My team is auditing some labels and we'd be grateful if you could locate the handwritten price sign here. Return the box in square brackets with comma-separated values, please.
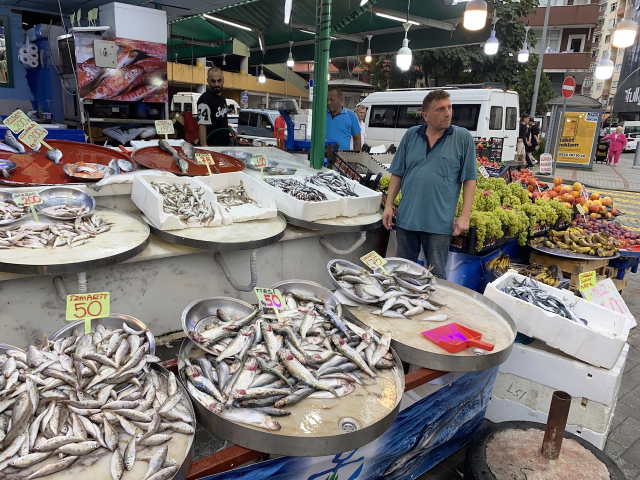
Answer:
[13, 191, 43, 222]
[18, 123, 48, 150]
[578, 270, 597, 291]
[361, 251, 388, 274]
[155, 120, 174, 136]
[195, 153, 215, 175]
[254, 287, 286, 322]
[3, 110, 32, 134]
[66, 292, 110, 334]
[479, 165, 490, 179]
[253, 154, 268, 168]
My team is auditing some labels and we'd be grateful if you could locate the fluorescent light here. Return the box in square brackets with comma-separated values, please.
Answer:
[463, 0, 487, 31]
[258, 35, 264, 52]
[203, 14, 253, 32]
[284, 0, 292, 24]
[484, 27, 499, 55]
[375, 12, 420, 25]
[360, 0, 368, 5]
[300, 29, 314, 35]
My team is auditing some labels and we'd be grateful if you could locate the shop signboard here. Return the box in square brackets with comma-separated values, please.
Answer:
[552, 108, 601, 169]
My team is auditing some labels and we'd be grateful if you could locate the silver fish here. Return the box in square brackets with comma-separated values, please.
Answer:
[180, 141, 195, 161]
[4, 130, 25, 154]
[45, 148, 63, 164]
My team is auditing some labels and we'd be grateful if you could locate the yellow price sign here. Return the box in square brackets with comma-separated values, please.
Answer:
[155, 120, 174, 136]
[12, 191, 43, 222]
[361, 250, 388, 274]
[576, 204, 585, 215]
[18, 122, 52, 150]
[195, 152, 215, 175]
[3, 110, 32, 134]
[254, 287, 285, 322]
[66, 292, 110, 334]
[253, 154, 268, 181]
[578, 270, 597, 291]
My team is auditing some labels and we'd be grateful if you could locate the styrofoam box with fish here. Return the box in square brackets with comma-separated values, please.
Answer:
[199, 172, 278, 223]
[485, 272, 628, 369]
[305, 171, 382, 217]
[262, 176, 342, 222]
[132, 174, 223, 231]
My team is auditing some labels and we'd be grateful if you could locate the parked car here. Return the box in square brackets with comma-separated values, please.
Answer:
[236, 109, 280, 138]
[624, 134, 638, 152]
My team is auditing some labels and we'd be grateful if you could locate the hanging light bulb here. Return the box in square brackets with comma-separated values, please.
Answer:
[464, 0, 487, 31]
[365, 35, 373, 63]
[595, 50, 614, 80]
[518, 39, 529, 63]
[222, 53, 226, 66]
[396, 22, 412, 71]
[484, 26, 499, 55]
[258, 65, 266, 83]
[287, 41, 295, 68]
[613, 15, 638, 48]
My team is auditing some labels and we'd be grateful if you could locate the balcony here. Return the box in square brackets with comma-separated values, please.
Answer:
[525, 3, 599, 27]
[594, 25, 603, 33]
[542, 52, 592, 71]
[583, 86, 592, 94]
[618, 6, 626, 16]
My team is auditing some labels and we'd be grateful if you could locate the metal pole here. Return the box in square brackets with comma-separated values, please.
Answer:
[530, 0, 552, 118]
[541, 391, 572, 460]
[309, 0, 332, 169]
[633, 144, 640, 169]
[551, 98, 566, 175]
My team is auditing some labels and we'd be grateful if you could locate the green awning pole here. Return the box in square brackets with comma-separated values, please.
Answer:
[310, 0, 332, 170]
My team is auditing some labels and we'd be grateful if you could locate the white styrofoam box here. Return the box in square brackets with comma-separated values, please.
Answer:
[500, 341, 628, 406]
[262, 176, 342, 222]
[303, 172, 382, 217]
[198, 172, 278, 224]
[491, 372, 617, 433]
[485, 396, 614, 450]
[485, 272, 628, 369]
[131, 175, 222, 231]
[99, 2, 167, 45]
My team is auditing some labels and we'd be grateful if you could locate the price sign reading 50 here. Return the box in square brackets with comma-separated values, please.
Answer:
[254, 287, 285, 310]
[66, 292, 110, 334]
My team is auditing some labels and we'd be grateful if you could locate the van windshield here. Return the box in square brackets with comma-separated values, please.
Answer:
[367, 103, 480, 131]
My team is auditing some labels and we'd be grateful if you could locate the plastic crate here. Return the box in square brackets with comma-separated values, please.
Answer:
[554, 218, 570, 231]
[485, 165, 511, 183]
[330, 154, 368, 183]
[608, 256, 640, 280]
[450, 226, 504, 255]
[531, 222, 553, 237]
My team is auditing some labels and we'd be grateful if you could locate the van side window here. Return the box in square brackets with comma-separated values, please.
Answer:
[451, 104, 481, 131]
[174, 103, 182, 112]
[505, 107, 517, 130]
[397, 106, 424, 128]
[489, 106, 502, 130]
[259, 115, 271, 129]
[250, 113, 260, 127]
[184, 103, 192, 113]
[239, 111, 250, 125]
[368, 106, 397, 128]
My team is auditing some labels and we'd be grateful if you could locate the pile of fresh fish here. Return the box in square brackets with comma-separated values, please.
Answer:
[40, 204, 91, 219]
[0, 201, 27, 224]
[330, 261, 445, 320]
[158, 140, 189, 174]
[0, 214, 112, 249]
[265, 179, 328, 202]
[213, 181, 258, 208]
[306, 172, 358, 197]
[0, 322, 194, 480]
[107, 159, 134, 176]
[503, 278, 587, 325]
[150, 182, 216, 227]
[2, 131, 25, 155]
[184, 291, 395, 431]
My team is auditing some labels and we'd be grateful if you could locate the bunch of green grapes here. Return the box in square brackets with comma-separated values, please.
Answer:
[494, 207, 525, 239]
[469, 211, 503, 248]
[394, 191, 402, 207]
[379, 175, 390, 191]
[533, 198, 559, 225]
[487, 177, 509, 201]
[507, 182, 531, 205]
[501, 195, 522, 208]
[547, 198, 572, 223]
[473, 189, 501, 212]
[514, 208, 531, 246]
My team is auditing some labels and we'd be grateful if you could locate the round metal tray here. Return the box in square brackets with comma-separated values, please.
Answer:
[178, 337, 404, 457]
[0, 190, 28, 225]
[283, 212, 382, 232]
[49, 313, 156, 355]
[269, 279, 342, 317]
[530, 243, 620, 260]
[35, 186, 97, 220]
[143, 213, 287, 251]
[328, 258, 378, 305]
[181, 296, 257, 356]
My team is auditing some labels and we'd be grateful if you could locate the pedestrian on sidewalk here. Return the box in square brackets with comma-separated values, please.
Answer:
[526, 119, 540, 165]
[602, 126, 627, 166]
[517, 113, 532, 167]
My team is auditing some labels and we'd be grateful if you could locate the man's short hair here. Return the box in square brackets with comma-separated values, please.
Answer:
[521, 113, 530, 120]
[208, 66, 223, 77]
[328, 86, 343, 98]
[422, 90, 450, 112]
[355, 105, 366, 111]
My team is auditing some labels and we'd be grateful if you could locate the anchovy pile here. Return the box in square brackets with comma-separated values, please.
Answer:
[0, 215, 112, 249]
[331, 261, 443, 320]
[40, 205, 91, 219]
[184, 291, 395, 431]
[503, 278, 587, 325]
[151, 182, 216, 227]
[0, 200, 27, 224]
[306, 172, 358, 197]
[213, 181, 258, 208]
[0, 322, 194, 480]
[265, 179, 328, 202]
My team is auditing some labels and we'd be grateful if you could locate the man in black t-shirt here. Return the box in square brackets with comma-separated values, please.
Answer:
[526, 119, 540, 165]
[517, 113, 531, 167]
[197, 67, 234, 147]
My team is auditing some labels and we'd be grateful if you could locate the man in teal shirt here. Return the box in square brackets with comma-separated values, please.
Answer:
[326, 86, 361, 151]
[382, 89, 477, 278]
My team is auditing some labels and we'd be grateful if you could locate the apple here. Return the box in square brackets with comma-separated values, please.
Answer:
[612, 207, 619, 215]
[532, 191, 542, 200]
[589, 204, 600, 213]
[573, 182, 583, 192]
[599, 206, 607, 214]
[602, 196, 612, 206]
[590, 192, 600, 201]
[554, 177, 563, 186]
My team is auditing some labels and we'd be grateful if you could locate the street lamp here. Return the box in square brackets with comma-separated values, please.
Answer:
[365, 35, 373, 63]
[287, 41, 294, 68]
[464, 0, 487, 31]
[484, 25, 499, 55]
[518, 42, 529, 62]
[396, 22, 412, 71]
[613, 18, 638, 49]
[595, 50, 614, 80]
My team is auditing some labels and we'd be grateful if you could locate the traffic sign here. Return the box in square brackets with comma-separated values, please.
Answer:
[562, 76, 576, 99]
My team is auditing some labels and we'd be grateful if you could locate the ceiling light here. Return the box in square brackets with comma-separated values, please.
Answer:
[365, 35, 373, 63]
[463, 0, 487, 31]
[284, 0, 292, 24]
[375, 12, 419, 25]
[360, 0, 368, 5]
[595, 50, 614, 79]
[258, 65, 266, 83]
[287, 41, 295, 68]
[396, 22, 412, 71]
[518, 41, 529, 63]
[613, 17, 638, 48]
[203, 14, 253, 32]
[484, 26, 499, 55]
[222, 53, 226, 66]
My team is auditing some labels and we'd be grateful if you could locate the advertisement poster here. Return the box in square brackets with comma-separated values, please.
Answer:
[203, 368, 498, 480]
[555, 110, 600, 166]
[75, 34, 167, 102]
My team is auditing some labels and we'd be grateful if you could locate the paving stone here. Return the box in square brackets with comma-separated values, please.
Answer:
[605, 439, 627, 460]
[608, 429, 639, 449]
[611, 413, 628, 430]
[615, 457, 640, 479]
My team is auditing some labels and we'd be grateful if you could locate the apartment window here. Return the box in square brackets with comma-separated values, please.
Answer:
[589, 63, 597, 72]
[585, 78, 594, 87]
[612, 81, 619, 88]
[608, 19, 616, 27]
[605, 35, 611, 43]
[568, 34, 586, 52]
[611, 2, 618, 11]
[597, 83, 603, 91]
[535, 29, 560, 54]
[616, 64, 622, 72]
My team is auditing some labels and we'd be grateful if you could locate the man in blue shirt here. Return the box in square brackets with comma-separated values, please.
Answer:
[326, 86, 361, 151]
[382, 89, 477, 279]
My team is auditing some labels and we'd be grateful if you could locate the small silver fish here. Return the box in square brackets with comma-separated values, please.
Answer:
[4, 130, 25, 154]
[45, 148, 63, 164]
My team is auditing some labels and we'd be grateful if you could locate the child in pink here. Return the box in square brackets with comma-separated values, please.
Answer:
[603, 126, 627, 166]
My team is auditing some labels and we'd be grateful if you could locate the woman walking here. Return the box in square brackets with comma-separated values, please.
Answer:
[603, 126, 627, 166]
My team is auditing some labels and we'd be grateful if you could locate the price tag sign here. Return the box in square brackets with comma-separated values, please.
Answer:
[582, 278, 633, 320]
[479, 165, 490, 179]
[361, 250, 388, 274]
[195, 152, 215, 175]
[578, 270, 597, 291]
[576, 204, 585, 214]
[66, 292, 110, 334]
[12, 191, 43, 222]
[155, 120, 174, 138]
[3, 110, 32, 134]
[254, 287, 285, 322]
[18, 122, 52, 151]
[253, 154, 268, 180]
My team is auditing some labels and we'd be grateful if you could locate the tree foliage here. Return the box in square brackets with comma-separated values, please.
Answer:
[511, 55, 556, 117]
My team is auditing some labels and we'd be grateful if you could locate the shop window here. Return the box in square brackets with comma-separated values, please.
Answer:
[489, 106, 503, 130]
[505, 107, 518, 130]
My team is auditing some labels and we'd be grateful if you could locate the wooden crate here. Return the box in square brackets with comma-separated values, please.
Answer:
[529, 251, 609, 274]
[613, 276, 629, 295]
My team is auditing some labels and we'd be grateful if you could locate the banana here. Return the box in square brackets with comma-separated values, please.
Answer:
[572, 245, 592, 254]
[556, 241, 571, 249]
[545, 241, 556, 248]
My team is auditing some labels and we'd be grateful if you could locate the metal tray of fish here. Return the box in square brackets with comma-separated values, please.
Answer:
[182, 297, 257, 356]
[177, 335, 404, 457]
[530, 243, 620, 260]
[269, 279, 343, 317]
[63, 162, 115, 182]
[327, 258, 384, 305]
[34, 186, 97, 220]
[219, 150, 254, 162]
[0, 190, 28, 225]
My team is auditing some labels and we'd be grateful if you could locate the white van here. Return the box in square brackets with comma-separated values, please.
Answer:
[359, 88, 520, 163]
[171, 92, 240, 124]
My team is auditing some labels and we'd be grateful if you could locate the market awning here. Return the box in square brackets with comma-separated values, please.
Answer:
[168, 0, 492, 66]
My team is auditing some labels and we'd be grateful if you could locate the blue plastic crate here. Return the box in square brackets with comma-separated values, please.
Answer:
[608, 256, 640, 280]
